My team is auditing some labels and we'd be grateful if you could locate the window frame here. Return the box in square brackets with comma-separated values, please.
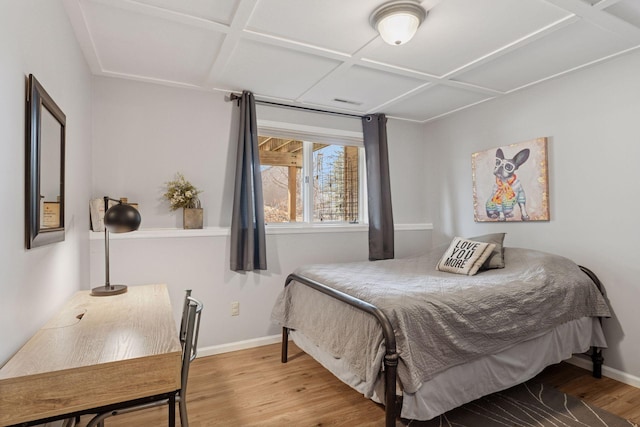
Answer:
[258, 120, 367, 227]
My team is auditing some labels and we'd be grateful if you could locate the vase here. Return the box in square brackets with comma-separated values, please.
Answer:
[183, 208, 203, 229]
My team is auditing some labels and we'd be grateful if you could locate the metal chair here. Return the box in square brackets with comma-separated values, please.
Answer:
[86, 290, 203, 427]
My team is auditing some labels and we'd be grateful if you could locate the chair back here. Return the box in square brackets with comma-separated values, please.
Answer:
[180, 289, 192, 342]
[179, 290, 203, 396]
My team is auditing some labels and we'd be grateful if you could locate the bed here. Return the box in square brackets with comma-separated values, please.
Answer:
[271, 245, 611, 426]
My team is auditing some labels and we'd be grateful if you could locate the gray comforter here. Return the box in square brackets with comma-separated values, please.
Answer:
[271, 248, 610, 395]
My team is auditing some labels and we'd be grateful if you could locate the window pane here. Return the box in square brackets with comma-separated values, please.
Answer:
[313, 143, 359, 223]
[259, 136, 302, 223]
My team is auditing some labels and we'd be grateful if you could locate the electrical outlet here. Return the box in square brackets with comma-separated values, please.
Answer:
[231, 301, 240, 316]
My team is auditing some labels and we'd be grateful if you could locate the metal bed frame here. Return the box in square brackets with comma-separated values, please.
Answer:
[280, 266, 606, 427]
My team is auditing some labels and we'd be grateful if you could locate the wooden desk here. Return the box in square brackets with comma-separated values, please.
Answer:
[0, 284, 182, 426]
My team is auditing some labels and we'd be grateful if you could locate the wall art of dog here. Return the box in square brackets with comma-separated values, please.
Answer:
[486, 147, 530, 221]
[472, 138, 549, 222]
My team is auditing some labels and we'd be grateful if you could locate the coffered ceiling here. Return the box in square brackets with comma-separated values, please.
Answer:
[63, 0, 640, 122]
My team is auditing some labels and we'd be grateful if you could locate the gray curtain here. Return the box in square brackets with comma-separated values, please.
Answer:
[230, 91, 267, 271]
[362, 113, 394, 260]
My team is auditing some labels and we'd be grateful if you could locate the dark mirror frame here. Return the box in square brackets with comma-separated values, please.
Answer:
[26, 74, 66, 249]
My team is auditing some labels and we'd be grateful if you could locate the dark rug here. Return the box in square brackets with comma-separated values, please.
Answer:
[405, 382, 638, 426]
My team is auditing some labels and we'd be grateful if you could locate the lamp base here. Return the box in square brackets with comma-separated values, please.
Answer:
[91, 284, 128, 296]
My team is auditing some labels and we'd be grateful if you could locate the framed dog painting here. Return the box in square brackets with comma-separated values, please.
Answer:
[472, 137, 549, 222]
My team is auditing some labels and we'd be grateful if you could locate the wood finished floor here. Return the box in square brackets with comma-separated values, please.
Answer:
[84, 343, 640, 426]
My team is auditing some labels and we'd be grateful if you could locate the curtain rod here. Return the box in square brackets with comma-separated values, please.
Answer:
[228, 93, 366, 120]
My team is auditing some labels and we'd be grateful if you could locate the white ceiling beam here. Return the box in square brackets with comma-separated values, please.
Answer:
[62, 0, 103, 74]
[359, 58, 502, 96]
[365, 77, 502, 117]
[358, 58, 439, 82]
[294, 36, 381, 102]
[440, 15, 579, 80]
[365, 83, 432, 115]
[421, 97, 496, 123]
[203, 0, 261, 88]
[100, 69, 205, 91]
[592, 0, 624, 10]
[240, 29, 352, 62]
[90, 0, 229, 33]
[505, 43, 640, 94]
[546, 0, 640, 42]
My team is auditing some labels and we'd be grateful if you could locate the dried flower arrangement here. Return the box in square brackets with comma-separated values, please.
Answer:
[163, 173, 202, 211]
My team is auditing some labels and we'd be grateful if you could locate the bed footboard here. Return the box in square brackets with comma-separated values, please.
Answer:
[281, 273, 399, 427]
[579, 265, 606, 379]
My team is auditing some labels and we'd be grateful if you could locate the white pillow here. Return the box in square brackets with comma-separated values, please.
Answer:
[436, 237, 496, 276]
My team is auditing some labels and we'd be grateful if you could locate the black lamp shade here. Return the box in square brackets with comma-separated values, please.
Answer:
[104, 204, 141, 233]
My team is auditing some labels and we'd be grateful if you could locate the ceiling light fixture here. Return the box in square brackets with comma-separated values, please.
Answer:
[370, 1, 427, 46]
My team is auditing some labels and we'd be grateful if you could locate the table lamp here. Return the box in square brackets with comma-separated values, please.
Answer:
[91, 196, 141, 296]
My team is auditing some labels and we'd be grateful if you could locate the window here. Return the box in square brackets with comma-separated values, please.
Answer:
[312, 143, 360, 222]
[259, 130, 366, 225]
[260, 139, 303, 223]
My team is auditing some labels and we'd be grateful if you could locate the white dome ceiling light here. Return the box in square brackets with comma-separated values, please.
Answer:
[370, 1, 427, 46]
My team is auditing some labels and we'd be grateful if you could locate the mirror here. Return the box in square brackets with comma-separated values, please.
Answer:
[26, 74, 66, 248]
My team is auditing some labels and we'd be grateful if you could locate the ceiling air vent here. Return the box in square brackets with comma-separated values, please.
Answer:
[333, 98, 362, 106]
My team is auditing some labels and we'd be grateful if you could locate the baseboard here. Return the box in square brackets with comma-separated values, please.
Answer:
[567, 355, 640, 389]
[197, 334, 283, 358]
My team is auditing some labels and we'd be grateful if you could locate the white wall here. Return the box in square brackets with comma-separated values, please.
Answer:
[0, 1, 92, 364]
[423, 50, 640, 378]
[91, 77, 431, 348]
[92, 77, 430, 229]
[89, 229, 429, 347]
